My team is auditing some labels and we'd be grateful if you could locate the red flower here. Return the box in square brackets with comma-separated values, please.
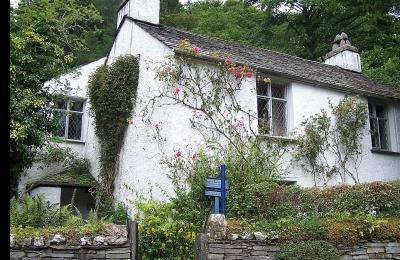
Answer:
[155, 122, 161, 129]
[192, 153, 197, 160]
[246, 71, 253, 78]
[225, 58, 233, 65]
[176, 151, 182, 157]
[235, 71, 242, 78]
[175, 87, 181, 94]
[237, 66, 244, 72]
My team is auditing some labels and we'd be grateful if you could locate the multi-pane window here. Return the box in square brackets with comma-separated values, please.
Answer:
[368, 103, 389, 150]
[54, 98, 85, 141]
[257, 79, 287, 136]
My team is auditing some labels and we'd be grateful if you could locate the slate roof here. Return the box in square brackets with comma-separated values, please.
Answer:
[120, 17, 400, 100]
[26, 168, 98, 192]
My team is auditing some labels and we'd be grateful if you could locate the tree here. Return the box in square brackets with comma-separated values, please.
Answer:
[10, 0, 102, 197]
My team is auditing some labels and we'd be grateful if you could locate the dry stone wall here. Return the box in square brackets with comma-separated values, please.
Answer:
[10, 221, 139, 260]
[197, 236, 400, 260]
[10, 245, 132, 260]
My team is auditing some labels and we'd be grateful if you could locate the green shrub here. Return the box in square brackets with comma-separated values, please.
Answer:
[136, 200, 197, 260]
[277, 240, 340, 260]
[111, 202, 130, 224]
[10, 195, 118, 229]
[244, 181, 400, 219]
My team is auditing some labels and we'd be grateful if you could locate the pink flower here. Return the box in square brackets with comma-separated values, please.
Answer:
[237, 66, 244, 72]
[235, 71, 242, 78]
[155, 122, 161, 129]
[304, 127, 309, 134]
[225, 58, 233, 65]
[175, 87, 181, 94]
[176, 151, 182, 158]
[192, 153, 197, 160]
[193, 45, 201, 54]
[227, 67, 236, 73]
[127, 119, 134, 125]
[246, 71, 253, 78]
[233, 119, 244, 130]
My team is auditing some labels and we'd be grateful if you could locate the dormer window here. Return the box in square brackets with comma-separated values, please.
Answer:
[368, 103, 389, 150]
[257, 79, 287, 136]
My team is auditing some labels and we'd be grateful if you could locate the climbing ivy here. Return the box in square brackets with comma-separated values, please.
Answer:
[88, 55, 139, 215]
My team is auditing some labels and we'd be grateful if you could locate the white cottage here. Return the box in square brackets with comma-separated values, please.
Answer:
[19, 0, 400, 209]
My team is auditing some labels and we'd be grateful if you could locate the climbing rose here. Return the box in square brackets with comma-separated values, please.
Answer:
[246, 71, 253, 78]
[235, 71, 242, 78]
[233, 120, 244, 129]
[237, 66, 244, 72]
[175, 87, 181, 94]
[193, 46, 201, 54]
[227, 67, 236, 73]
[176, 151, 182, 157]
[225, 58, 233, 65]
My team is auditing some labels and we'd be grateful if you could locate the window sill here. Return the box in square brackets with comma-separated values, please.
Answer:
[370, 148, 400, 156]
[63, 139, 86, 144]
[259, 135, 298, 144]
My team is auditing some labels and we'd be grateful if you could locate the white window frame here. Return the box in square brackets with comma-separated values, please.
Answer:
[257, 80, 288, 137]
[54, 97, 86, 142]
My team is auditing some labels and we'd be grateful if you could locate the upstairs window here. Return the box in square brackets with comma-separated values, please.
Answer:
[257, 79, 287, 136]
[54, 97, 85, 141]
[368, 103, 389, 150]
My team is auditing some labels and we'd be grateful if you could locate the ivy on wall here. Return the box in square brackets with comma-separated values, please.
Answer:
[88, 55, 139, 215]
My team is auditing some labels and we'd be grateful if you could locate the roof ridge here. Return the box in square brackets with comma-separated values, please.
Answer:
[150, 22, 347, 71]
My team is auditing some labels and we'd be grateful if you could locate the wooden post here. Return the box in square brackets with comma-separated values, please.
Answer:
[195, 233, 208, 260]
[128, 220, 139, 260]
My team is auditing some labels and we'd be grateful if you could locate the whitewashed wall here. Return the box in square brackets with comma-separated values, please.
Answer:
[29, 186, 61, 207]
[22, 18, 400, 210]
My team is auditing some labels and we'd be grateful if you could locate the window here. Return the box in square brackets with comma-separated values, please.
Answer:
[54, 97, 85, 141]
[368, 103, 389, 150]
[257, 79, 287, 136]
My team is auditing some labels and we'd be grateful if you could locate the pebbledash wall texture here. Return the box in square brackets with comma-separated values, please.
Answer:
[196, 237, 400, 260]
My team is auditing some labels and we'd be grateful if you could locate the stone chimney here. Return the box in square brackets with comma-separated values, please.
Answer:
[324, 32, 361, 73]
[117, 0, 160, 27]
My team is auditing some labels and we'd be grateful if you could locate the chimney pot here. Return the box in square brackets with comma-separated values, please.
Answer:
[324, 32, 361, 72]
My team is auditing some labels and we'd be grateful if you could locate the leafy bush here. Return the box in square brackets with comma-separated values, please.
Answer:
[277, 240, 340, 260]
[10, 195, 115, 229]
[111, 202, 130, 224]
[136, 200, 197, 260]
[246, 181, 400, 219]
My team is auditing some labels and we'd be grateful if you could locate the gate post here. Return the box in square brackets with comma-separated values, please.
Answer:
[128, 220, 139, 260]
[195, 233, 209, 260]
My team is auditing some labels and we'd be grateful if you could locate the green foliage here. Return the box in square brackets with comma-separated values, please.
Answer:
[277, 240, 340, 260]
[111, 202, 130, 225]
[136, 199, 197, 259]
[88, 55, 139, 213]
[10, 0, 102, 197]
[362, 46, 400, 89]
[246, 181, 400, 220]
[10, 194, 114, 232]
[294, 96, 368, 185]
